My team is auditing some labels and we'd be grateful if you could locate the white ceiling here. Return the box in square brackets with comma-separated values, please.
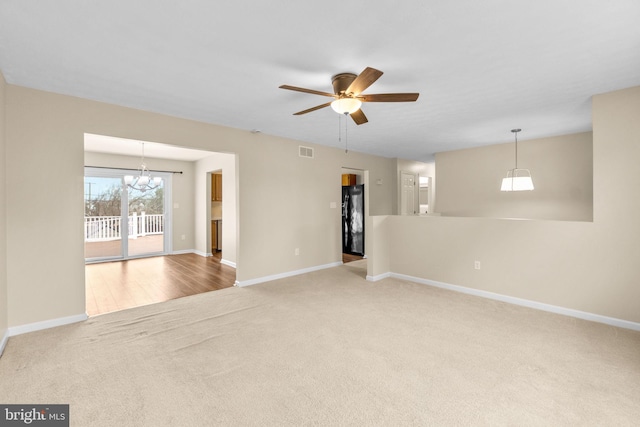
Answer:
[1, 1, 639, 162]
[84, 133, 216, 161]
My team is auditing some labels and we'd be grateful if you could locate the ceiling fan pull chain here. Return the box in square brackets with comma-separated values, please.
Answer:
[344, 112, 349, 154]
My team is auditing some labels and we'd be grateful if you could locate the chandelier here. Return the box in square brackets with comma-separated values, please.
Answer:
[124, 143, 162, 192]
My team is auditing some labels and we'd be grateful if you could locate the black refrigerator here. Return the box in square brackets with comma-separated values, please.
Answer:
[342, 184, 364, 256]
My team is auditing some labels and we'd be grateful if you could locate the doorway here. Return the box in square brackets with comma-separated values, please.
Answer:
[342, 184, 364, 256]
[341, 168, 366, 262]
[209, 171, 223, 255]
[83, 133, 239, 316]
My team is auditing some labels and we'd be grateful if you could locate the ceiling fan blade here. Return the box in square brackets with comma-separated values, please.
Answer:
[359, 93, 420, 102]
[346, 67, 383, 96]
[279, 85, 336, 98]
[350, 109, 368, 125]
[293, 102, 333, 115]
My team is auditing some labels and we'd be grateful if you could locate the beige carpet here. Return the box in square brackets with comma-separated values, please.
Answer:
[2, 263, 640, 426]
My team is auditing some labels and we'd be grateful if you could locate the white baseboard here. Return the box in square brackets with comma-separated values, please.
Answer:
[172, 249, 198, 255]
[366, 272, 391, 282]
[372, 271, 640, 332]
[190, 250, 209, 257]
[236, 262, 342, 287]
[8, 313, 88, 337]
[171, 251, 233, 266]
[220, 259, 236, 268]
[0, 329, 8, 357]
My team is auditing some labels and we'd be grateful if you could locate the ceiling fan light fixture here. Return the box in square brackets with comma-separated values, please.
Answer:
[280, 67, 418, 125]
[331, 98, 362, 115]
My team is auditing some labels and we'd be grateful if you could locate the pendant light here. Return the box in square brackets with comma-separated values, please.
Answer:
[501, 129, 534, 191]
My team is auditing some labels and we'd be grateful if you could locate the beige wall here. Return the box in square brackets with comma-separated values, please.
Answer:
[366, 216, 390, 278]
[4, 84, 397, 327]
[83, 151, 196, 253]
[369, 86, 640, 324]
[435, 132, 593, 221]
[0, 70, 7, 338]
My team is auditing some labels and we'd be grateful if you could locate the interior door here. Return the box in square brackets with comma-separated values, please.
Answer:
[400, 172, 416, 215]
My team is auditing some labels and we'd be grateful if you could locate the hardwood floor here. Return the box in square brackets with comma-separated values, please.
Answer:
[87, 253, 362, 316]
[85, 252, 236, 316]
[342, 253, 364, 263]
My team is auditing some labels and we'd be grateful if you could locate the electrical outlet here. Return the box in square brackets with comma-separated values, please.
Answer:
[295, 248, 300, 256]
[474, 261, 481, 270]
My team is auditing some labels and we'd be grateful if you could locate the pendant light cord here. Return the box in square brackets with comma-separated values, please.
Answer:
[514, 131, 518, 169]
[511, 128, 521, 170]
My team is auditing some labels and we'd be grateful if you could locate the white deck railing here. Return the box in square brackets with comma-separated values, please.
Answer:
[84, 213, 164, 242]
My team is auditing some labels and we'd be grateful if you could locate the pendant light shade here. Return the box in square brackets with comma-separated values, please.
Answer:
[501, 170, 535, 191]
[331, 98, 362, 115]
[501, 129, 534, 192]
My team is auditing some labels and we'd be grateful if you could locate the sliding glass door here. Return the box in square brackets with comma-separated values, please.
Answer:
[126, 179, 165, 257]
[84, 176, 124, 259]
[84, 167, 171, 262]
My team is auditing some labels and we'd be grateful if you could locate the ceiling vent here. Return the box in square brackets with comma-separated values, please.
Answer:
[299, 146, 314, 158]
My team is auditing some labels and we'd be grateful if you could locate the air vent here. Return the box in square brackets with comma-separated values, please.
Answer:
[299, 146, 314, 158]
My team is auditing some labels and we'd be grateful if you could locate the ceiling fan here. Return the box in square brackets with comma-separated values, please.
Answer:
[279, 67, 419, 125]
